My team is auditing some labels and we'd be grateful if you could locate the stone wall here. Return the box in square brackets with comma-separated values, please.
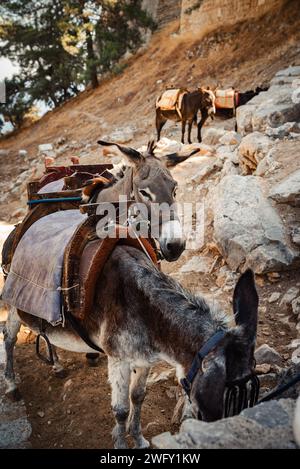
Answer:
[180, 0, 288, 34]
[142, 0, 182, 29]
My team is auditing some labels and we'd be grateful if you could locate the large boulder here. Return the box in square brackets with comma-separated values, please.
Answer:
[237, 67, 300, 135]
[153, 399, 298, 449]
[238, 132, 272, 174]
[269, 169, 300, 206]
[213, 175, 298, 273]
[202, 127, 226, 146]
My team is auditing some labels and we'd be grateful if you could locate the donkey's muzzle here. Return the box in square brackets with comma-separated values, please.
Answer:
[159, 220, 186, 261]
[162, 238, 186, 262]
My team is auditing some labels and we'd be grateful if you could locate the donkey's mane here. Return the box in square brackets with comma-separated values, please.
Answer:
[122, 253, 229, 336]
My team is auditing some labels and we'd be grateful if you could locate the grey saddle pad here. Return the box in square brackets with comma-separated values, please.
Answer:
[2, 210, 86, 325]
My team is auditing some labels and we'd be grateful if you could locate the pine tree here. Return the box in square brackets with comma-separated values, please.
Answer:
[0, 0, 155, 130]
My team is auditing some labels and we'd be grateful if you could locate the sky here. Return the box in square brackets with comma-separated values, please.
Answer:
[0, 57, 19, 80]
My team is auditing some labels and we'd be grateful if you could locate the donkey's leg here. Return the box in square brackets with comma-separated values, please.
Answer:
[197, 113, 208, 143]
[3, 307, 22, 400]
[108, 357, 131, 449]
[51, 345, 67, 378]
[156, 111, 167, 142]
[187, 119, 193, 144]
[127, 367, 150, 449]
[181, 120, 186, 144]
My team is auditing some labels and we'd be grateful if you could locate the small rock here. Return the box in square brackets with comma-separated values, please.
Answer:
[291, 347, 300, 365]
[258, 372, 279, 388]
[215, 266, 237, 288]
[38, 143, 56, 158]
[288, 339, 300, 349]
[256, 363, 271, 374]
[292, 227, 300, 246]
[267, 272, 281, 283]
[147, 368, 175, 385]
[268, 292, 281, 303]
[219, 131, 241, 147]
[179, 256, 213, 274]
[280, 287, 300, 308]
[191, 160, 223, 184]
[19, 149, 28, 158]
[291, 297, 300, 316]
[255, 344, 282, 366]
[202, 127, 226, 146]
[37, 411, 45, 418]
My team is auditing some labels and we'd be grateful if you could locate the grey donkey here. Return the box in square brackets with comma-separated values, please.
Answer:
[3, 245, 258, 448]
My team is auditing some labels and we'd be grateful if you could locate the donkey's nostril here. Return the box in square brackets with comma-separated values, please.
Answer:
[163, 239, 186, 261]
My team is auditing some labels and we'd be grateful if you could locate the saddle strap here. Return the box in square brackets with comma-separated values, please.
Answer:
[65, 309, 104, 353]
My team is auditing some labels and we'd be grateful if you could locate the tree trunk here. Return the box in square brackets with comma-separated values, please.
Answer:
[86, 28, 99, 88]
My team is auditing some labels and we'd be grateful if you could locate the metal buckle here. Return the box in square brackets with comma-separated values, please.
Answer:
[36, 333, 54, 366]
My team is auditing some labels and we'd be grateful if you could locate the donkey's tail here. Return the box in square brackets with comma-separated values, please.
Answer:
[164, 148, 200, 167]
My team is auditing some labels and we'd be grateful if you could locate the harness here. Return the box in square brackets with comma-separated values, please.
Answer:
[180, 330, 260, 418]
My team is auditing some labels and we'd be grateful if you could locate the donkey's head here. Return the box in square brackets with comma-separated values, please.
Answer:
[98, 140, 186, 261]
[189, 269, 258, 422]
[199, 87, 216, 116]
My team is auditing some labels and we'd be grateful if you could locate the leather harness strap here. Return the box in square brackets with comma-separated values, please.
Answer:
[181, 330, 227, 398]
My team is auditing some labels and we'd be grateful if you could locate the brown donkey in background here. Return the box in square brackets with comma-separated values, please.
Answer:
[156, 87, 216, 144]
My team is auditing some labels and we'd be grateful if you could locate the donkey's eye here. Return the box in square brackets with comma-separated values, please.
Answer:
[173, 187, 177, 198]
[139, 189, 152, 201]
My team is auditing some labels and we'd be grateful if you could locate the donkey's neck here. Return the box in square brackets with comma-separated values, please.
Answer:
[123, 255, 227, 371]
[96, 167, 133, 203]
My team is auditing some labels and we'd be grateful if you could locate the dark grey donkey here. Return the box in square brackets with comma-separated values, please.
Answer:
[3, 245, 258, 448]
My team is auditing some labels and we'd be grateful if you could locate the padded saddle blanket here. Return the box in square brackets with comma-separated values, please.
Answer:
[2, 210, 86, 325]
[215, 89, 236, 109]
[156, 88, 186, 113]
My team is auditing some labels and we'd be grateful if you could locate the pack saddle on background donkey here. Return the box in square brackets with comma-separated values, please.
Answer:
[156, 86, 216, 144]
[1, 140, 261, 448]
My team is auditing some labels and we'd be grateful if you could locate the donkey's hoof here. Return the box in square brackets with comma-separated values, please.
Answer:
[114, 441, 129, 449]
[86, 353, 100, 367]
[53, 368, 68, 379]
[6, 388, 22, 402]
[134, 437, 150, 449]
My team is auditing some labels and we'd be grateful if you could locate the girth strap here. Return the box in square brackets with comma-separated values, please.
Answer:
[65, 309, 104, 354]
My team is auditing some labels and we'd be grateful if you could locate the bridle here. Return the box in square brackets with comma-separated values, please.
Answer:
[180, 330, 260, 418]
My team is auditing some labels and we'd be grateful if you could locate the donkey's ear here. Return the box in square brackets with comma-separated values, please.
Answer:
[233, 269, 258, 339]
[98, 140, 143, 166]
[147, 140, 156, 156]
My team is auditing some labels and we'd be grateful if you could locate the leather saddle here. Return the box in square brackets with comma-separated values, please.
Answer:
[4, 164, 159, 325]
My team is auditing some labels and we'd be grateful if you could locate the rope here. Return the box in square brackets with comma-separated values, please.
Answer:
[27, 196, 82, 205]
[57, 284, 79, 291]
[258, 372, 300, 404]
